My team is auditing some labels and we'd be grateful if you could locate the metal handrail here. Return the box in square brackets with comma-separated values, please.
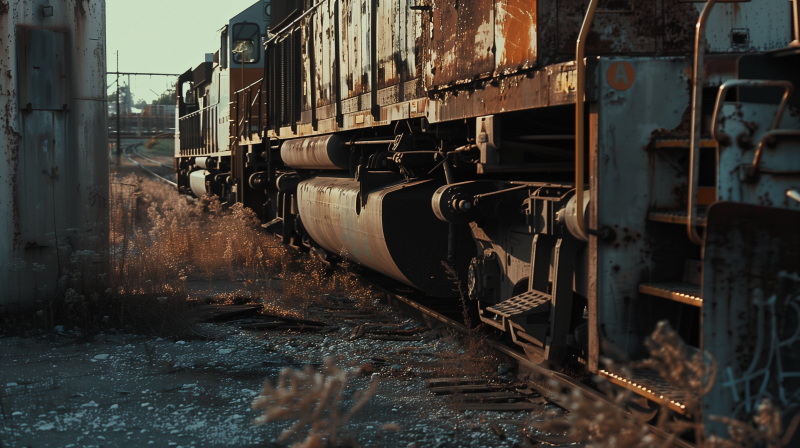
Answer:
[263, 0, 325, 49]
[687, 0, 717, 245]
[234, 78, 263, 96]
[179, 102, 218, 120]
[710, 79, 794, 141]
[573, 0, 598, 242]
[749, 129, 800, 177]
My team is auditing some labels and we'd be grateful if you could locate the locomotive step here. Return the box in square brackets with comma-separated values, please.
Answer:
[648, 208, 707, 226]
[598, 368, 695, 415]
[480, 290, 552, 348]
[639, 283, 702, 307]
[487, 290, 551, 318]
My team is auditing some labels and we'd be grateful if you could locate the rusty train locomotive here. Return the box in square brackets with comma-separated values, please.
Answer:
[175, 0, 800, 435]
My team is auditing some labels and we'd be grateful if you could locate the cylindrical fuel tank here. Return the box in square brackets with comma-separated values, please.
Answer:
[297, 175, 457, 297]
[189, 170, 209, 198]
[281, 134, 349, 170]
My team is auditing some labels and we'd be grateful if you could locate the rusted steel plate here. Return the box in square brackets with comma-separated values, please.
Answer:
[557, 0, 657, 55]
[429, 0, 493, 88]
[376, 0, 398, 89]
[313, 0, 336, 107]
[375, 0, 419, 92]
[494, 0, 538, 76]
[456, 0, 494, 81]
[429, 0, 458, 88]
[339, 0, 371, 99]
[301, 17, 313, 112]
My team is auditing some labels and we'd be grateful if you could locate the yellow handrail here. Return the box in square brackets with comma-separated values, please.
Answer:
[687, 0, 717, 245]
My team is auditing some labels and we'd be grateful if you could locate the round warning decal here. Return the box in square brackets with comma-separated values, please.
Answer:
[606, 62, 636, 91]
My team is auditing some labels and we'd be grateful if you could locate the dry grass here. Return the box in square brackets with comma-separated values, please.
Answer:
[9, 175, 384, 337]
[523, 321, 798, 448]
[251, 358, 379, 448]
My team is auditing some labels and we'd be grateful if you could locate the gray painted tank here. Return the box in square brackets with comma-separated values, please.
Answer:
[0, 0, 108, 313]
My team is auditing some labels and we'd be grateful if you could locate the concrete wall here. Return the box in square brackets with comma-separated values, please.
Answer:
[0, 0, 108, 312]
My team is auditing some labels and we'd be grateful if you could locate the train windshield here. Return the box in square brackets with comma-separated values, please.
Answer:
[232, 23, 259, 64]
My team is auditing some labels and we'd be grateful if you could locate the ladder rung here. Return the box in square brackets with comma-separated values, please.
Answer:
[648, 209, 707, 226]
[639, 283, 702, 306]
[598, 368, 695, 414]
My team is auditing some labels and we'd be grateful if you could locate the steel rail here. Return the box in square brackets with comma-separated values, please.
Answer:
[123, 144, 177, 187]
[367, 283, 693, 448]
[130, 145, 172, 169]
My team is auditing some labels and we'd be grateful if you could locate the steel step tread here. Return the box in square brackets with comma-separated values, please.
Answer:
[486, 290, 551, 318]
[648, 209, 707, 226]
[598, 368, 695, 415]
[639, 282, 702, 306]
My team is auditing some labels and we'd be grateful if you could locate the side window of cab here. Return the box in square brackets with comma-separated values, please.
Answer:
[232, 23, 260, 64]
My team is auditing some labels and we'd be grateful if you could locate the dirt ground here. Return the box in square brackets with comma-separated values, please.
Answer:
[0, 281, 548, 448]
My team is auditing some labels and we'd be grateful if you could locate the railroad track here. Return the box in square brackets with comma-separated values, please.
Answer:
[123, 143, 177, 187]
[130, 164, 691, 447]
[360, 274, 692, 447]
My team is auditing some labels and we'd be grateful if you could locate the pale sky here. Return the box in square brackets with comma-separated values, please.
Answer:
[106, 0, 260, 103]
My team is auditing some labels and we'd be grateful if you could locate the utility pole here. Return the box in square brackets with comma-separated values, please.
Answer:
[116, 51, 121, 165]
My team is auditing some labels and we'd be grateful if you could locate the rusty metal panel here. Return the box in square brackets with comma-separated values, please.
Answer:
[301, 19, 313, 112]
[557, 0, 658, 55]
[375, 0, 419, 92]
[399, 0, 417, 82]
[313, 0, 335, 107]
[429, 0, 494, 88]
[702, 203, 800, 436]
[376, 0, 398, 89]
[661, 1, 700, 54]
[17, 27, 69, 110]
[494, 0, 538, 76]
[429, 0, 459, 87]
[339, 0, 371, 99]
[457, 0, 494, 80]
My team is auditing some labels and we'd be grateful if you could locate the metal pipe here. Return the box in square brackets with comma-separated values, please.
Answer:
[710, 79, 794, 142]
[116, 51, 121, 166]
[687, 0, 717, 245]
[343, 140, 397, 145]
[574, 0, 598, 242]
[793, 0, 800, 47]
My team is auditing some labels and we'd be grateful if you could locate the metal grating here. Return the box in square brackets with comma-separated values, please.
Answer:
[487, 290, 551, 318]
[598, 368, 697, 415]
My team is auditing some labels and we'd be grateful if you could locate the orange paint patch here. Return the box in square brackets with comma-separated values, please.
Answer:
[606, 62, 636, 91]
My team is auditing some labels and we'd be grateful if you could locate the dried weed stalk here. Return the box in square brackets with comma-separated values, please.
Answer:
[252, 358, 379, 448]
[527, 321, 797, 448]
